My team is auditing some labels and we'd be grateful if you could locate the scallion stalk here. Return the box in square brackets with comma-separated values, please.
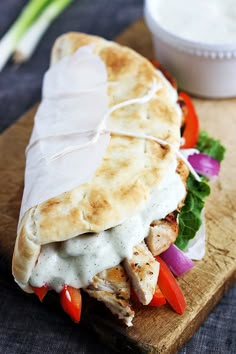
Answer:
[0, 0, 51, 71]
[14, 0, 73, 63]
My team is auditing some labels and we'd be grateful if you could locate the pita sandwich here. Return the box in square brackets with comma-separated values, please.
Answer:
[12, 33, 188, 326]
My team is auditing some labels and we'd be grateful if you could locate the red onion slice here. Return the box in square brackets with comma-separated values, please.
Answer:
[160, 244, 194, 277]
[188, 152, 220, 179]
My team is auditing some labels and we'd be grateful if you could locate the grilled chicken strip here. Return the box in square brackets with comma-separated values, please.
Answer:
[123, 241, 159, 305]
[146, 212, 178, 256]
[84, 265, 134, 326]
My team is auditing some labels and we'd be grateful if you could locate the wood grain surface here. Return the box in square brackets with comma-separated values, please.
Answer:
[0, 19, 236, 354]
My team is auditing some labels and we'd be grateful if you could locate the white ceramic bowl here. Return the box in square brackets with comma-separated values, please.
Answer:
[144, 0, 236, 98]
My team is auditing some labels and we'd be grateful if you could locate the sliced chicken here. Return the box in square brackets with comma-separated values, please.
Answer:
[123, 241, 159, 305]
[146, 158, 189, 256]
[176, 158, 189, 209]
[146, 212, 178, 256]
[84, 265, 134, 326]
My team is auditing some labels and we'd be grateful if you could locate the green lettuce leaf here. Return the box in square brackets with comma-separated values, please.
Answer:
[175, 129, 226, 250]
[196, 130, 226, 162]
[175, 174, 210, 250]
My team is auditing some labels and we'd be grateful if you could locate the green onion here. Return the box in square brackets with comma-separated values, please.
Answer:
[0, 0, 51, 71]
[14, 0, 73, 63]
[0, 0, 73, 71]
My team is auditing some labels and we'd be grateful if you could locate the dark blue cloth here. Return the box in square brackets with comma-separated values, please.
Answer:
[0, 1, 235, 353]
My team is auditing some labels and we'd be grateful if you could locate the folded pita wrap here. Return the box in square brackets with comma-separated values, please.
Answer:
[12, 33, 186, 324]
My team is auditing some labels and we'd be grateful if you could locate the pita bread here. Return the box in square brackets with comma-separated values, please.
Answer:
[12, 32, 181, 288]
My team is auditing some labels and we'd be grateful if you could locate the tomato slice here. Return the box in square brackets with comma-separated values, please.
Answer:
[179, 91, 199, 149]
[148, 285, 166, 306]
[155, 256, 186, 314]
[32, 285, 48, 302]
[60, 285, 82, 323]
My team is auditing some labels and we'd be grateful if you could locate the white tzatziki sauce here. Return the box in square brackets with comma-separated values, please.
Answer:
[30, 166, 186, 292]
[152, 0, 236, 44]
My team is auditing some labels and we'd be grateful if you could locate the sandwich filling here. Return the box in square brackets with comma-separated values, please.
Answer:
[30, 160, 186, 292]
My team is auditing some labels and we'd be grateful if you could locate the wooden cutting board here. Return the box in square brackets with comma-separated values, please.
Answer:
[0, 19, 236, 354]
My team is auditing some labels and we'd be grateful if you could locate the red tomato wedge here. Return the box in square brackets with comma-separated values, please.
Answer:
[32, 285, 49, 302]
[148, 285, 166, 306]
[155, 256, 186, 314]
[60, 285, 82, 323]
[179, 91, 199, 149]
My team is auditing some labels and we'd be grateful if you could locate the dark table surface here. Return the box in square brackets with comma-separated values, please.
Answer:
[0, 1, 235, 353]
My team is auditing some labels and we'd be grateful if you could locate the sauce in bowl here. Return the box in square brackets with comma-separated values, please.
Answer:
[153, 0, 236, 45]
